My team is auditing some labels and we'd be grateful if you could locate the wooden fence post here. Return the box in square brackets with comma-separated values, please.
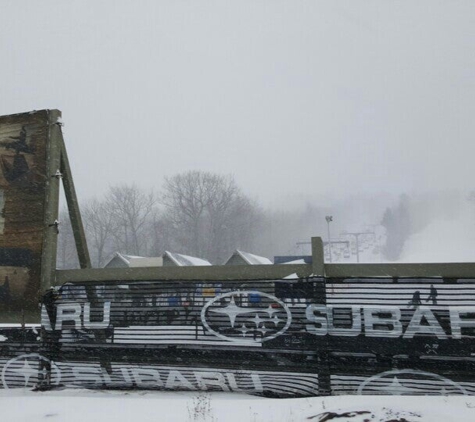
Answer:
[311, 237, 325, 276]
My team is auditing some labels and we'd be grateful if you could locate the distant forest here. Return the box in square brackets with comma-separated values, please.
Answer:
[56, 170, 466, 268]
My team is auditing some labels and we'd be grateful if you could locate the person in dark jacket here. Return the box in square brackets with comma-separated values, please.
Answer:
[409, 290, 422, 308]
[38, 287, 61, 389]
[426, 285, 438, 305]
[42, 287, 60, 326]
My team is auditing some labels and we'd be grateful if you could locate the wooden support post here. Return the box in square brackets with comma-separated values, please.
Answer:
[318, 352, 332, 396]
[59, 130, 91, 269]
[40, 110, 62, 294]
[311, 236, 325, 276]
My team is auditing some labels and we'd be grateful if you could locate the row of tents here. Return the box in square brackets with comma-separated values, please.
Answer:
[104, 250, 274, 268]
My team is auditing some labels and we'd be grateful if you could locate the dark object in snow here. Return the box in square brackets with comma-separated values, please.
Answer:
[307, 410, 371, 421]
[385, 419, 411, 422]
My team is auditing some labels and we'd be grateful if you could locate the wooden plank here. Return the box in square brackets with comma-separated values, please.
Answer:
[39, 110, 62, 295]
[55, 255, 475, 285]
[59, 128, 91, 269]
[55, 263, 313, 284]
[311, 236, 324, 276]
[0, 110, 53, 311]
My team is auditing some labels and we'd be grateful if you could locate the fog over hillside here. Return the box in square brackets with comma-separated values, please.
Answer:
[57, 186, 475, 267]
[257, 189, 475, 263]
[400, 195, 475, 263]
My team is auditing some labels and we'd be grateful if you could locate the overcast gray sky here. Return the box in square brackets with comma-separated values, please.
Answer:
[0, 1, 473, 206]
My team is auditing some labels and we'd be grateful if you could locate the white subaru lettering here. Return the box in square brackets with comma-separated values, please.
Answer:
[449, 307, 475, 339]
[56, 303, 82, 330]
[327, 306, 361, 337]
[71, 366, 103, 384]
[403, 307, 448, 339]
[194, 371, 230, 391]
[304, 305, 475, 340]
[42, 302, 111, 331]
[364, 307, 402, 338]
[83, 302, 111, 329]
[131, 368, 163, 387]
[165, 370, 195, 390]
[249, 373, 263, 392]
[120, 368, 133, 385]
[226, 373, 263, 392]
[305, 304, 328, 336]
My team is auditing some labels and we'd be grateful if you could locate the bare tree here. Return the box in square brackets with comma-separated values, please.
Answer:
[162, 171, 209, 256]
[106, 184, 157, 256]
[83, 198, 117, 267]
[162, 171, 262, 263]
[212, 193, 263, 263]
[148, 209, 174, 257]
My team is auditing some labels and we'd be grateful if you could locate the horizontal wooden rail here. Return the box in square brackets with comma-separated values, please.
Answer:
[55, 263, 314, 284]
[55, 262, 475, 285]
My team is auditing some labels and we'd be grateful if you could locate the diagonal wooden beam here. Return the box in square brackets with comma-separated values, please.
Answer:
[58, 125, 91, 270]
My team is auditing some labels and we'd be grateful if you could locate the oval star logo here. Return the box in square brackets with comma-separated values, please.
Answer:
[1, 353, 61, 389]
[200, 290, 292, 343]
[357, 369, 467, 395]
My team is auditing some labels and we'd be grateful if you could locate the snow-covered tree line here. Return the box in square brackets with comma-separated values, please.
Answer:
[58, 171, 464, 268]
[58, 170, 276, 268]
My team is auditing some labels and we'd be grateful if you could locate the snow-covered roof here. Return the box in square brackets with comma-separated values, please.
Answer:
[238, 250, 272, 265]
[281, 259, 307, 265]
[104, 252, 135, 267]
[120, 253, 144, 263]
[128, 257, 163, 267]
[104, 252, 162, 268]
[163, 251, 211, 266]
[225, 250, 272, 265]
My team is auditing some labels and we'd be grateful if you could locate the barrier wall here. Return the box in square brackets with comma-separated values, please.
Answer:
[1, 276, 475, 396]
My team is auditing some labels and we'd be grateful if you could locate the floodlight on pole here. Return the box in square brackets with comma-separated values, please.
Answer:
[325, 216, 333, 263]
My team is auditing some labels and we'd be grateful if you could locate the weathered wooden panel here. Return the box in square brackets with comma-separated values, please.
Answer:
[0, 110, 59, 312]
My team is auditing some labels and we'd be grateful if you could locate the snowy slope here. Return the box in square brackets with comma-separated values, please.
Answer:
[400, 205, 475, 263]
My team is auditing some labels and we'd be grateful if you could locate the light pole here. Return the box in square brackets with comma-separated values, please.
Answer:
[325, 216, 333, 263]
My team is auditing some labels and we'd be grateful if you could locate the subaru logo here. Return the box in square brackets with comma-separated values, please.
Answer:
[1, 353, 61, 389]
[200, 290, 291, 343]
[357, 369, 467, 395]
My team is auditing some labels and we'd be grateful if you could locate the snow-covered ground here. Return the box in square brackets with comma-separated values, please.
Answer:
[0, 389, 474, 422]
